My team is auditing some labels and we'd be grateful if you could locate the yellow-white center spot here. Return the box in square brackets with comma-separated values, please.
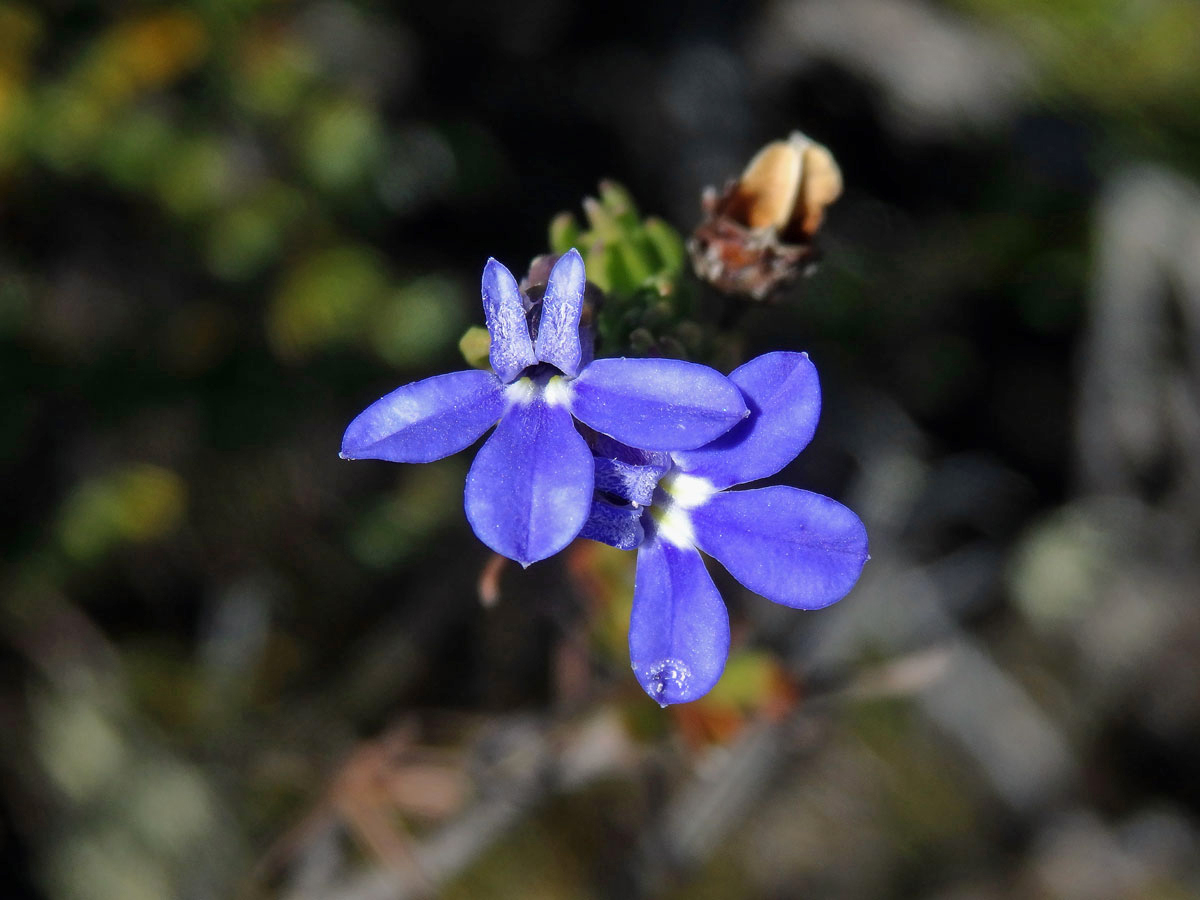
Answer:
[542, 375, 573, 408]
[505, 375, 574, 409]
[650, 504, 695, 549]
[505, 378, 537, 406]
[648, 470, 715, 549]
[659, 471, 716, 509]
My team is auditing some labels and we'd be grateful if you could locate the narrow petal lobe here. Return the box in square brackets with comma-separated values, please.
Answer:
[464, 397, 593, 566]
[692, 486, 868, 609]
[481, 258, 538, 383]
[534, 248, 585, 376]
[341, 369, 505, 463]
[673, 351, 822, 489]
[579, 498, 645, 550]
[593, 455, 670, 507]
[572, 358, 748, 451]
[629, 538, 730, 705]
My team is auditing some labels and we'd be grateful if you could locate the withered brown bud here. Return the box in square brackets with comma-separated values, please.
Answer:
[688, 131, 842, 302]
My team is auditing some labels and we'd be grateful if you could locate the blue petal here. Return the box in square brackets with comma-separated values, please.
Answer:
[464, 396, 593, 566]
[578, 319, 595, 371]
[341, 369, 505, 463]
[481, 258, 537, 383]
[629, 538, 730, 706]
[673, 351, 821, 489]
[586, 431, 672, 470]
[593, 456, 669, 506]
[691, 486, 868, 609]
[534, 249, 584, 377]
[572, 358, 748, 451]
[580, 498, 645, 550]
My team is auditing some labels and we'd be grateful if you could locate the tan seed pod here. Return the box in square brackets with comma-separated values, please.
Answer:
[793, 136, 842, 240]
[725, 131, 842, 241]
[688, 130, 842, 301]
[725, 139, 805, 231]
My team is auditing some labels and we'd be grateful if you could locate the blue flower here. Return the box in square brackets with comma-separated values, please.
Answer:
[341, 250, 749, 567]
[580, 351, 869, 705]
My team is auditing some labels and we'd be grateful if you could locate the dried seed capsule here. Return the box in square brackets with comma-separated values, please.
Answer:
[688, 131, 842, 302]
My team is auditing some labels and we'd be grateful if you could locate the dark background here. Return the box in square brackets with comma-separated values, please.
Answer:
[3, 1, 1200, 897]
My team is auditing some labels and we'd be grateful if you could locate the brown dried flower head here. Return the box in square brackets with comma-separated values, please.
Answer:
[689, 131, 842, 302]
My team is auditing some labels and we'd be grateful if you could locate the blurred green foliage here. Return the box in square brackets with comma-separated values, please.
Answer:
[0, 3, 501, 896]
[951, 0, 1200, 108]
[56, 464, 187, 563]
[0, 0, 483, 374]
[949, 0, 1200, 170]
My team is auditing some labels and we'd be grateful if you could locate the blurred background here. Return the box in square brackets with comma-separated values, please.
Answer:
[3, 1, 1200, 898]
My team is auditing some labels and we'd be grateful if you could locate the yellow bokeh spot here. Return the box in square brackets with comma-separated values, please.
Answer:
[57, 464, 188, 563]
[152, 136, 231, 220]
[267, 245, 389, 360]
[236, 31, 317, 117]
[300, 96, 385, 191]
[0, 5, 43, 77]
[369, 276, 465, 367]
[457, 325, 492, 370]
[87, 11, 209, 104]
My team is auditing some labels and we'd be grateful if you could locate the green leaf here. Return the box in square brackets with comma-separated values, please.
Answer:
[549, 212, 581, 255]
[614, 240, 653, 289]
[643, 217, 686, 275]
[597, 179, 640, 229]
